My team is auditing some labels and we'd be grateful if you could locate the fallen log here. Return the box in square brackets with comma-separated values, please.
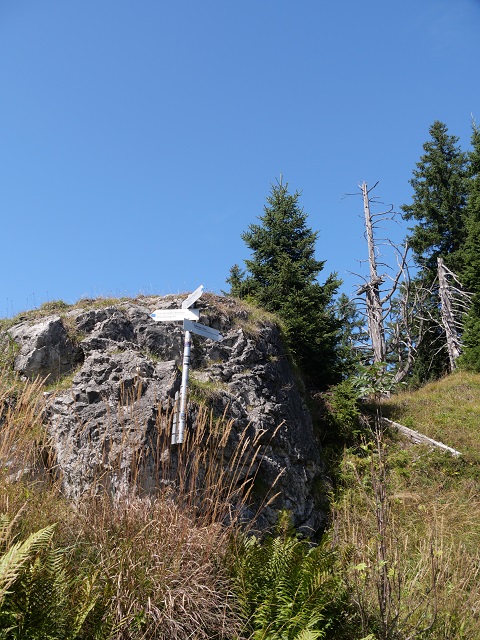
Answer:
[380, 417, 461, 457]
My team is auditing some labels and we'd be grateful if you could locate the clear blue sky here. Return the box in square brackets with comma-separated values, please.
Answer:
[1, 0, 479, 317]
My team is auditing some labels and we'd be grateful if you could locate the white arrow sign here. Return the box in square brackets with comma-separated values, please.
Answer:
[150, 308, 200, 322]
[181, 284, 204, 309]
[184, 318, 222, 341]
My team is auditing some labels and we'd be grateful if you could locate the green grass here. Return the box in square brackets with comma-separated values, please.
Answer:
[330, 372, 480, 639]
[43, 366, 83, 392]
[380, 370, 480, 461]
[189, 373, 229, 403]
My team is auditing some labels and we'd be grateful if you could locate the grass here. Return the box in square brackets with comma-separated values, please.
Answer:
[0, 300, 74, 332]
[330, 373, 480, 639]
[43, 365, 83, 392]
[202, 293, 281, 338]
[0, 371, 48, 482]
[380, 370, 480, 461]
[189, 373, 230, 403]
[0, 295, 144, 333]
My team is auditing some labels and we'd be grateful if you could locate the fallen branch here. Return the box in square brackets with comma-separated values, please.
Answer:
[380, 417, 461, 457]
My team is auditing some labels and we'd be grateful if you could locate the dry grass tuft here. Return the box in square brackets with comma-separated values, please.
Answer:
[0, 371, 48, 485]
[75, 495, 240, 640]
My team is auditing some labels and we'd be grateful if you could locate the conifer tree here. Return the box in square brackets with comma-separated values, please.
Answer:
[459, 123, 480, 371]
[227, 179, 341, 389]
[402, 120, 468, 280]
[401, 121, 469, 381]
[226, 264, 245, 298]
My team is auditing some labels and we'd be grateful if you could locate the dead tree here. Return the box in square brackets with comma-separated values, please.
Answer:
[437, 257, 471, 371]
[359, 181, 386, 364]
[350, 184, 471, 382]
[353, 182, 410, 381]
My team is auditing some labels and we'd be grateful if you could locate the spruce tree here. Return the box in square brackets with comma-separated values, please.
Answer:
[459, 123, 480, 371]
[227, 179, 341, 389]
[401, 121, 469, 381]
[402, 120, 468, 279]
[226, 264, 245, 298]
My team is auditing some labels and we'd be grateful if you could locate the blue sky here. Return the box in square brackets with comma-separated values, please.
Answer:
[1, 0, 479, 317]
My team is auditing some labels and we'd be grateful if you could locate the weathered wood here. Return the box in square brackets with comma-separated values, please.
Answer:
[361, 181, 386, 364]
[437, 257, 462, 371]
[381, 416, 461, 456]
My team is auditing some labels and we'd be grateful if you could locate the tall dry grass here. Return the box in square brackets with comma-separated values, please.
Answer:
[0, 370, 48, 486]
[331, 423, 480, 640]
[0, 367, 280, 639]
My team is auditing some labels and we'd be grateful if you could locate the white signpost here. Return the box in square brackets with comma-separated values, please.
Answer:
[150, 285, 223, 445]
[150, 308, 200, 322]
[183, 319, 222, 342]
[181, 284, 204, 310]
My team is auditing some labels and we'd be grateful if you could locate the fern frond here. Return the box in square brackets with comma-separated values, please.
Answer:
[0, 523, 56, 603]
[67, 572, 101, 639]
[293, 629, 325, 640]
[0, 506, 26, 550]
[233, 516, 343, 640]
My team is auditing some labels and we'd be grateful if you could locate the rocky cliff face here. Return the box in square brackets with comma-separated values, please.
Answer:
[4, 294, 326, 533]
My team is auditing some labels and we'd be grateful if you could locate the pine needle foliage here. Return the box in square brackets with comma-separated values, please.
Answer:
[401, 120, 468, 278]
[227, 179, 341, 389]
[231, 510, 347, 640]
[401, 120, 469, 381]
[459, 122, 480, 371]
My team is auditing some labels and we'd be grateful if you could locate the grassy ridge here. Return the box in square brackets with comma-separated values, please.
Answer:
[382, 370, 480, 461]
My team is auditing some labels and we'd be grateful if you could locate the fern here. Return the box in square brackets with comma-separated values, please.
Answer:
[0, 514, 113, 639]
[0, 523, 56, 604]
[232, 511, 346, 640]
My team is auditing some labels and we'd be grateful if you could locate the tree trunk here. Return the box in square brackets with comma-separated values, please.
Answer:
[437, 257, 461, 371]
[362, 182, 387, 364]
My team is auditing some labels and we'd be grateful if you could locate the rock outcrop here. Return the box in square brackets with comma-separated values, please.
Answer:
[9, 316, 83, 382]
[3, 295, 326, 533]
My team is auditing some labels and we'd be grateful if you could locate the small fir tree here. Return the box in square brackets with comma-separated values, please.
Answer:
[225, 264, 245, 298]
[334, 293, 369, 377]
[227, 179, 341, 389]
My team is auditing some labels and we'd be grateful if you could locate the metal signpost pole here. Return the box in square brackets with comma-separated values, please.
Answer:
[175, 329, 192, 445]
[150, 285, 222, 445]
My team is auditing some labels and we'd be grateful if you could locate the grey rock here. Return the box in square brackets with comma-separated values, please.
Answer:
[4, 295, 327, 534]
[9, 315, 83, 383]
[48, 351, 180, 497]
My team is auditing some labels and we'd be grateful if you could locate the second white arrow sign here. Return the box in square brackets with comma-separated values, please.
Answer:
[181, 284, 204, 309]
[184, 319, 222, 341]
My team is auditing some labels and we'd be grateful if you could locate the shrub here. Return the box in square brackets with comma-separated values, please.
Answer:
[323, 380, 364, 443]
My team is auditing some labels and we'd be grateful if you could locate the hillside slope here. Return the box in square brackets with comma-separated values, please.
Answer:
[381, 370, 480, 462]
[331, 371, 480, 639]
